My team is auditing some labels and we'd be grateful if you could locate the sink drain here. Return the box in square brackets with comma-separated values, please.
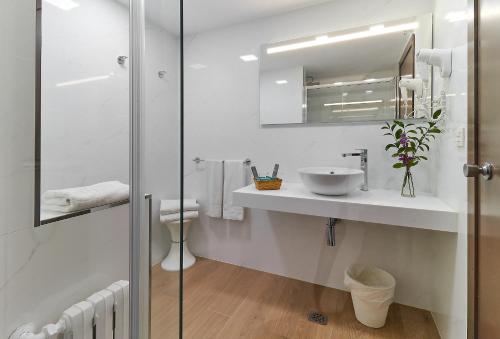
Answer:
[308, 311, 328, 325]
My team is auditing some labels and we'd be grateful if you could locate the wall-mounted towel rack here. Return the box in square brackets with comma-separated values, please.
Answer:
[193, 157, 251, 165]
[40, 194, 152, 225]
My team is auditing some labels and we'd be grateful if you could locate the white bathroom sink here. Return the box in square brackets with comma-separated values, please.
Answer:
[298, 167, 364, 196]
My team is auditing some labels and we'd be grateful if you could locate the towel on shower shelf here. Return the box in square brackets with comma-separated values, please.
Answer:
[41, 181, 129, 213]
[160, 199, 199, 215]
[159, 198, 200, 223]
[205, 160, 224, 218]
[223, 160, 247, 221]
[160, 211, 199, 223]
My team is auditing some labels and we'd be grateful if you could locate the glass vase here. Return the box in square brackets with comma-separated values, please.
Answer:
[401, 167, 415, 198]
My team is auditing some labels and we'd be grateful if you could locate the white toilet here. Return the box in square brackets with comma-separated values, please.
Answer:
[161, 219, 196, 271]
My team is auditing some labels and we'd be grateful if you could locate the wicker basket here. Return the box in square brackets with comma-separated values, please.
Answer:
[254, 178, 282, 190]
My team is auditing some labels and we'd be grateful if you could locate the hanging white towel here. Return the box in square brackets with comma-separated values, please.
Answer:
[160, 211, 199, 223]
[160, 199, 199, 215]
[223, 160, 247, 221]
[41, 181, 129, 213]
[205, 160, 224, 218]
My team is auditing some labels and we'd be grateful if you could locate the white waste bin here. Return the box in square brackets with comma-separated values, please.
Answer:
[344, 264, 396, 328]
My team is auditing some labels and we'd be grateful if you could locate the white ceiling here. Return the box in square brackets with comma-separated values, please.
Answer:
[116, 0, 334, 35]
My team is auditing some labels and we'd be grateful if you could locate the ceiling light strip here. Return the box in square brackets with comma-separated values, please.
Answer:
[44, 0, 80, 11]
[267, 22, 418, 54]
[340, 114, 377, 119]
[324, 100, 383, 107]
[332, 107, 380, 113]
[56, 74, 111, 87]
[240, 54, 258, 62]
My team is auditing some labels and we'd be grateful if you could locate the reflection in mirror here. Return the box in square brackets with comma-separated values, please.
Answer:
[260, 14, 433, 125]
[306, 78, 398, 123]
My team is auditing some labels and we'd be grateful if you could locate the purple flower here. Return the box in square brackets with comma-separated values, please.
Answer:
[398, 154, 414, 166]
[400, 133, 409, 146]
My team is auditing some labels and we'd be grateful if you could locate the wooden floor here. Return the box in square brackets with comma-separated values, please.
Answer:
[151, 258, 440, 339]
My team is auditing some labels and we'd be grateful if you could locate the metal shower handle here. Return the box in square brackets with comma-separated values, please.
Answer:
[463, 163, 493, 180]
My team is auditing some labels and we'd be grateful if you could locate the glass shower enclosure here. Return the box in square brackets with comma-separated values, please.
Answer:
[1, 0, 180, 338]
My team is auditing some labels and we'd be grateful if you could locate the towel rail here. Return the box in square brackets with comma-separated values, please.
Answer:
[193, 157, 251, 165]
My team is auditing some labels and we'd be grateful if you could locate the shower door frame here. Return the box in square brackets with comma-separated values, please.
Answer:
[467, 0, 478, 338]
[129, 0, 146, 338]
[179, 0, 186, 337]
[129, 0, 184, 338]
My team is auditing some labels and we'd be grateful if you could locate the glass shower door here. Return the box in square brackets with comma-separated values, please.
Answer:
[143, 0, 182, 338]
[2, 0, 137, 338]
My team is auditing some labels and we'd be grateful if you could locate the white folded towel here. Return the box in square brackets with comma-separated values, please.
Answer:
[41, 181, 129, 213]
[160, 199, 199, 215]
[205, 160, 223, 218]
[160, 211, 199, 223]
[223, 160, 247, 221]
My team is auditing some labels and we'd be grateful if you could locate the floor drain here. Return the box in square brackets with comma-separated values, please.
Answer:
[308, 311, 328, 325]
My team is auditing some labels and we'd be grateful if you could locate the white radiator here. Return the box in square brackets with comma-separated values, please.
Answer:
[107, 281, 130, 339]
[87, 289, 114, 339]
[9, 280, 130, 339]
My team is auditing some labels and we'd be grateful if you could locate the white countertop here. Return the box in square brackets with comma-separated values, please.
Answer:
[233, 183, 457, 232]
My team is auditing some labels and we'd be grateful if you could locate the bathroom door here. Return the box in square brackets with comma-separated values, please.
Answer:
[474, 0, 500, 337]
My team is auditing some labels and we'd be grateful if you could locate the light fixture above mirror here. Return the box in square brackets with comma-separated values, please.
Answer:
[266, 20, 419, 55]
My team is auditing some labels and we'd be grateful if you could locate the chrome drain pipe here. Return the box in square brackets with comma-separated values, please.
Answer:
[326, 218, 339, 247]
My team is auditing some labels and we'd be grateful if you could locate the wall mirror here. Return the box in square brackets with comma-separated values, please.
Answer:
[259, 14, 433, 125]
[35, 0, 130, 226]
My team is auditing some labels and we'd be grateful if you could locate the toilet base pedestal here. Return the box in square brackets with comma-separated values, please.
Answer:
[161, 241, 196, 271]
[161, 219, 196, 271]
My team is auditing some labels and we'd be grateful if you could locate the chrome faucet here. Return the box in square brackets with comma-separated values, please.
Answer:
[342, 149, 368, 191]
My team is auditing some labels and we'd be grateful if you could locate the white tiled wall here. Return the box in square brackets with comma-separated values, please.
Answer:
[0, 0, 37, 334]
